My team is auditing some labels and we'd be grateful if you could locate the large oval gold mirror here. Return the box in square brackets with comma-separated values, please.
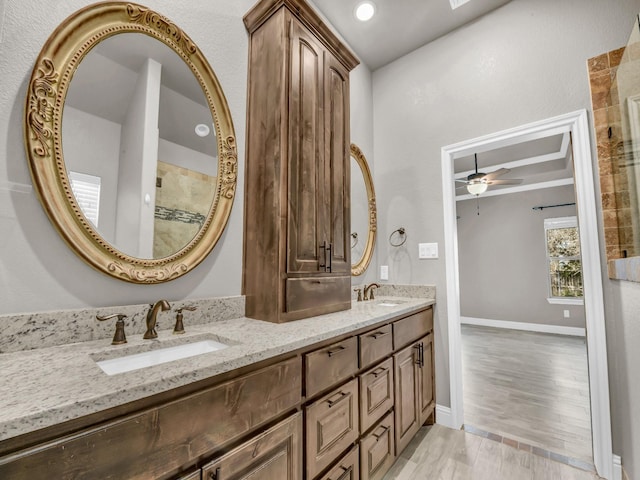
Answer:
[350, 143, 376, 276]
[24, 2, 237, 283]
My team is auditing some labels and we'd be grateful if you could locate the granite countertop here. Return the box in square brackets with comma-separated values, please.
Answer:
[0, 296, 434, 442]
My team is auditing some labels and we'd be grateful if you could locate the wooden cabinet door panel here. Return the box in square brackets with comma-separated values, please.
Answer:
[305, 378, 359, 479]
[323, 54, 350, 274]
[201, 413, 302, 480]
[359, 412, 395, 480]
[393, 343, 420, 455]
[288, 19, 325, 275]
[418, 333, 435, 424]
[359, 358, 394, 433]
[317, 445, 359, 480]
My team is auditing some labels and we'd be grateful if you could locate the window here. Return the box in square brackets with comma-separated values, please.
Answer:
[68, 171, 101, 228]
[544, 216, 583, 304]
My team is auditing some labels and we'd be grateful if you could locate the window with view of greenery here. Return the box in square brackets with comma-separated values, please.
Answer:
[544, 217, 583, 299]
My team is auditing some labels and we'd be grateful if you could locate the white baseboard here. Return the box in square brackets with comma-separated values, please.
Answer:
[435, 404, 455, 429]
[460, 316, 586, 337]
[613, 454, 623, 480]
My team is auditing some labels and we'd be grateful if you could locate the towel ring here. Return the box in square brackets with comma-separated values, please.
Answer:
[389, 227, 407, 247]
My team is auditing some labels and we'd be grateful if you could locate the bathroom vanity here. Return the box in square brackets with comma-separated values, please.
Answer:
[0, 299, 434, 480]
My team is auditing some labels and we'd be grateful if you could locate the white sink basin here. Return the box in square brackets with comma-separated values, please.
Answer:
[377, 300, 408, 307]
[95, 339, 229, 375]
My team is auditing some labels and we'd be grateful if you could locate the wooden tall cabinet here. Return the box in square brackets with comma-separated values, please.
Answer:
[243, 0, 359, 323]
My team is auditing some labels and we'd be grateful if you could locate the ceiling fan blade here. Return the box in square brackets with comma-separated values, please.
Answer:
[455, 178, 470, 183]
[483, 168, 510, 180]
[488, 178, 523, 186]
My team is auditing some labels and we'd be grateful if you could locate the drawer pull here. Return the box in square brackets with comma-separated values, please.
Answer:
[371, 366, 388, 378]
[209, 467, 221, 480]
[326, 391, 349, 408]
[368, 330, 388, 340]
[372, 425, 390, 440]
[327, 345, 346, 357]
[335, 465, 353, 480]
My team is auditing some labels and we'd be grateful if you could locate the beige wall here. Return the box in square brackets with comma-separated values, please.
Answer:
[371, 0, 640, 475]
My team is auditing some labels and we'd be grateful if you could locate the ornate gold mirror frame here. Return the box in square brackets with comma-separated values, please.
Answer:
[350, 143, 377, 276]
[24, 2, 237, 283]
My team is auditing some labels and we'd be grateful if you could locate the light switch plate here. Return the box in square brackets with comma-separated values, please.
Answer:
[419, 242, 438, 259]
[380, 265, 389, 280]
[564, 310, 570, 318]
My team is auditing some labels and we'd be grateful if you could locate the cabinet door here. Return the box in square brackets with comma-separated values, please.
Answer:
[201, 413, 302, 480]
[393, 342, 420, 455]
[288, 19, 325, 275]
[418, 333, 435, 425]
[323, 53, 350, 274]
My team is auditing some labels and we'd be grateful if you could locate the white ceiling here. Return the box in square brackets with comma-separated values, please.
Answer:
[453, 132, 575, 200]
[310, 0, 575, 198]
[312, 0, 513, 70]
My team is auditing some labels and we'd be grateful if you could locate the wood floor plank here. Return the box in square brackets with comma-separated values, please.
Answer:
[461, 325, 593, 463]
[383, 425, 601, 480]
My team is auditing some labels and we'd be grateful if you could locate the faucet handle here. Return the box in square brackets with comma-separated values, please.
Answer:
[174, 306, 197, 334]
[353, 288, 363, 302]
[96, 313, 128, 345]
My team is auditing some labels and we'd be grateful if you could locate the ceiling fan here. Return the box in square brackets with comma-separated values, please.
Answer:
[456, 153, 523, 195]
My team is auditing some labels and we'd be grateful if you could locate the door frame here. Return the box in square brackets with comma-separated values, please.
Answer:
[440, 109, 613, 479]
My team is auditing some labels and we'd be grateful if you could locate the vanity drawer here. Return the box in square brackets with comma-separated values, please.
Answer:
[305, 336, 358, 398]
[359, 358, 394, 433]
[360, 412, 395, 480]
[317, 445, 360, 480]
[393, 307, 433, 350]
[285, 277, 351, 314]
[359, 324, 393, 369]
[201, 413, 302, 480]
[305, 378, 359, 479]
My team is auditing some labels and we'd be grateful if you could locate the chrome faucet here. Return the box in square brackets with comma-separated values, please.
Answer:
[144, 300, 170, 339]
[363, 283, 380, 301]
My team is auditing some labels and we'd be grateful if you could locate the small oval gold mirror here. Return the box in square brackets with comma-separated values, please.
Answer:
[24, 2, 237, 283]
[350, 143, 376, 276]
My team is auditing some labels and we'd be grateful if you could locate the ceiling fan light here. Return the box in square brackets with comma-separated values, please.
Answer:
[467, 182, 488, 195]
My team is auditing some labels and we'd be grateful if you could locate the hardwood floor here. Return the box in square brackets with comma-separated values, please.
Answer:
[461, 325, 593, 463]
[383, 424, 601, 480]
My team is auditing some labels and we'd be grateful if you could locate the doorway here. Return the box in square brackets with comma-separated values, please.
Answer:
[440, 110, 614, 480]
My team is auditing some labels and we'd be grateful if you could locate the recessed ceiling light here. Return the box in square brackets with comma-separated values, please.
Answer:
[355, 1, 376, 22]
[194, 124, 210, 137]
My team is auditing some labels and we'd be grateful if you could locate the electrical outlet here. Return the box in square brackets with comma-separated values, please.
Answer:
[380, 265, 389, 280]
[564, 310, 570, 318]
